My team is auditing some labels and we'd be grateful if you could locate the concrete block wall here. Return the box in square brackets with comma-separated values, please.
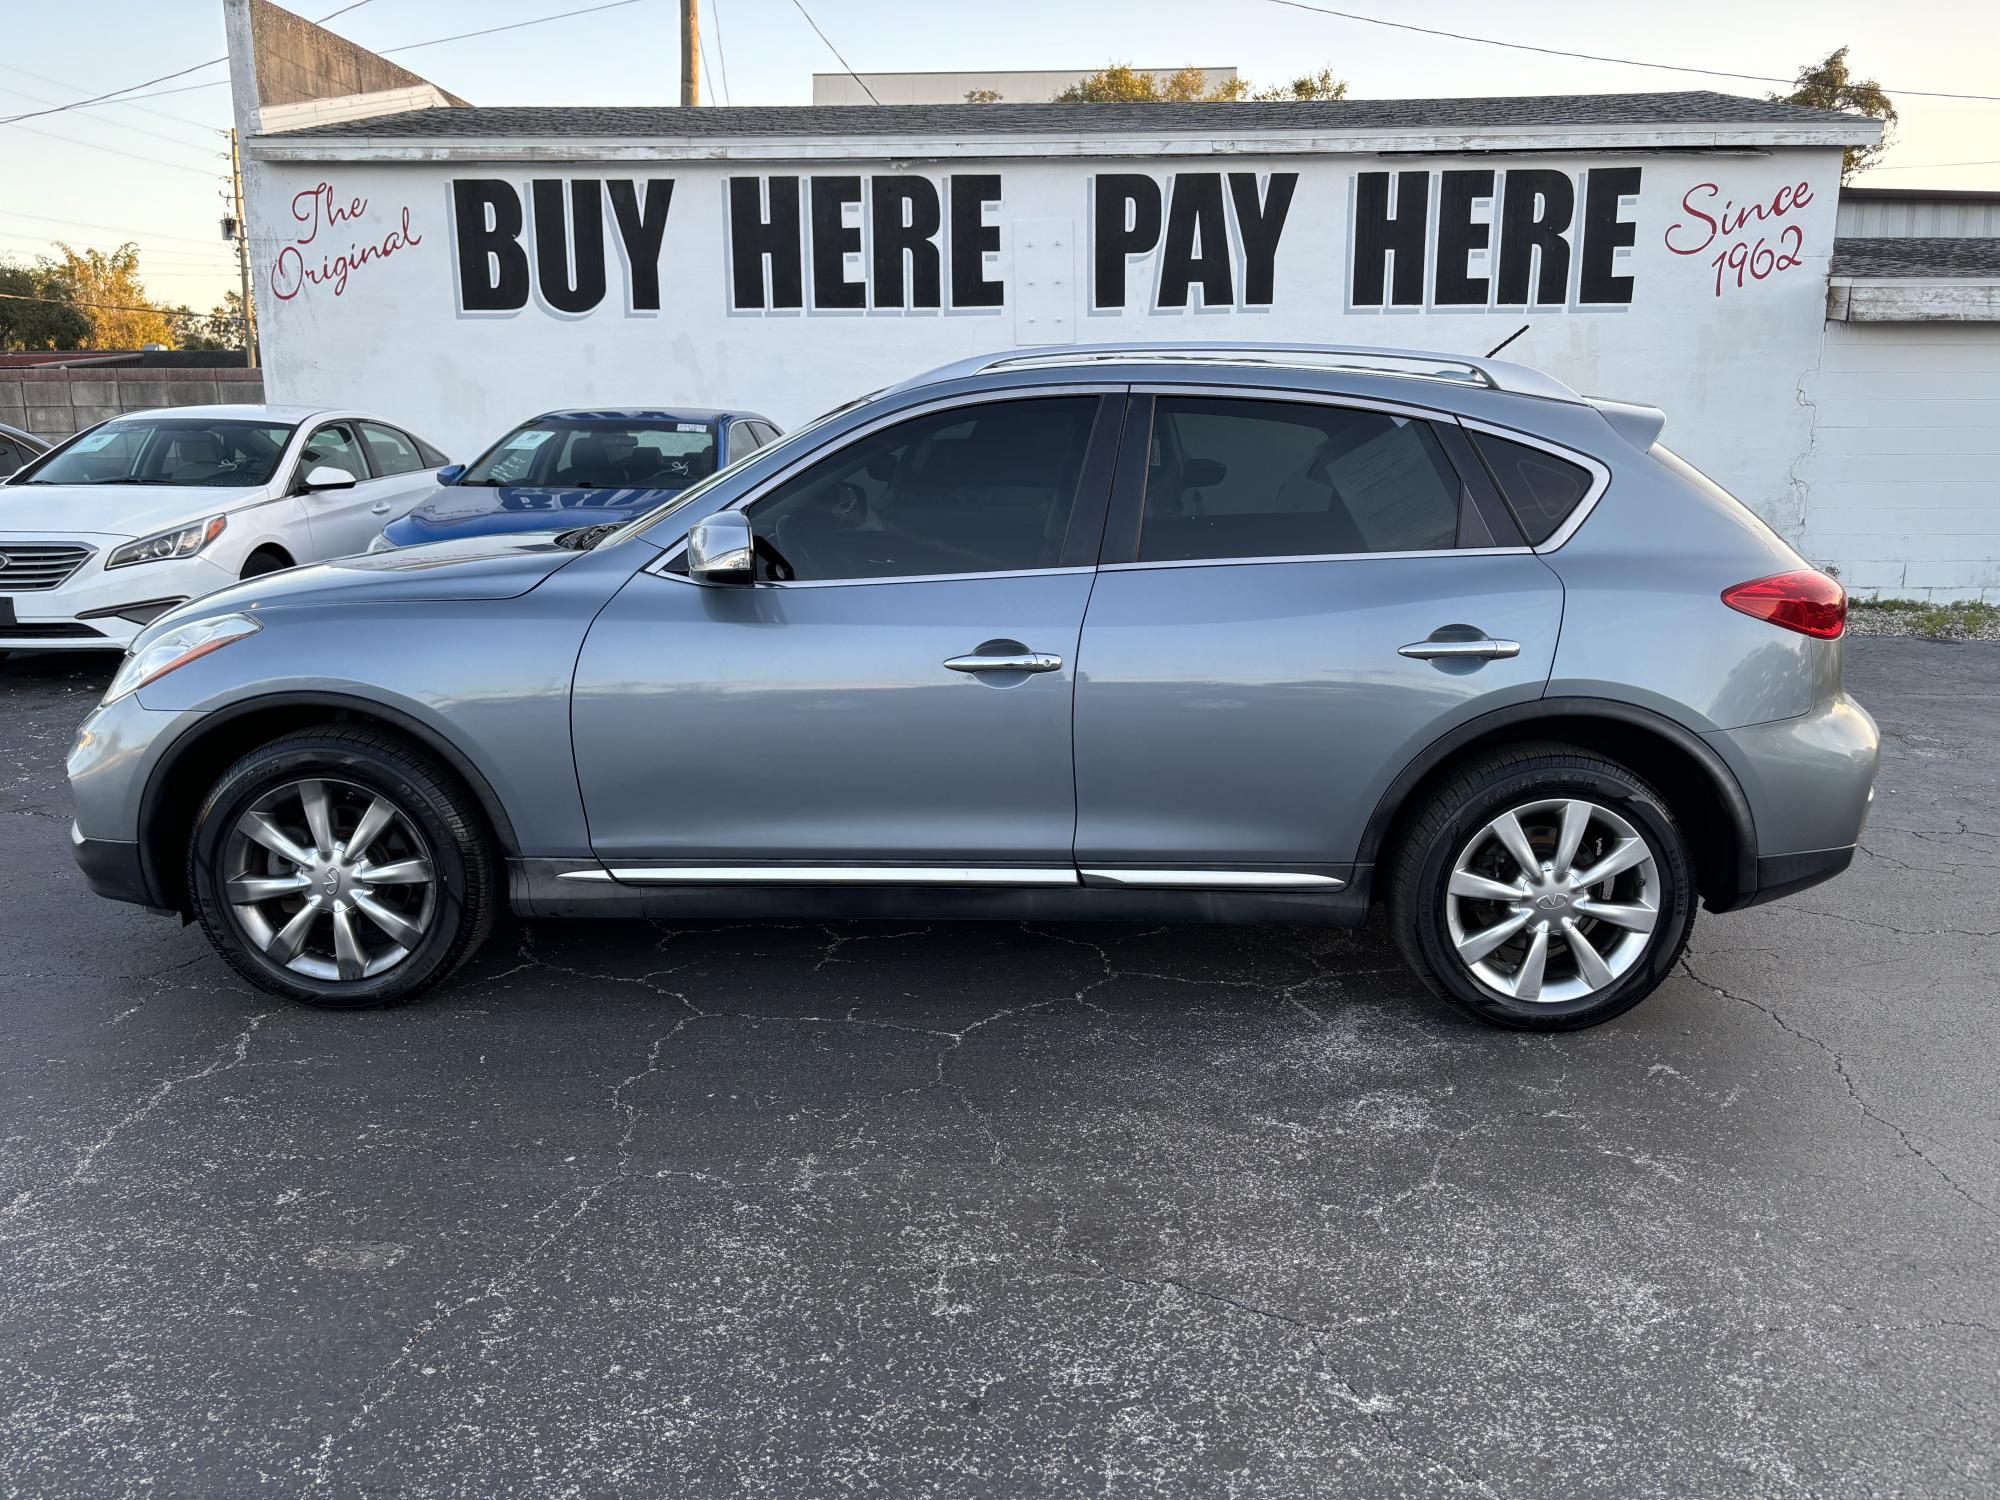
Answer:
[1800, 321, 2000, 604]
[0, 367, 266, 443]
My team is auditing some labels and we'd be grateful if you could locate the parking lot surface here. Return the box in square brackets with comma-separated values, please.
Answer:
[1, 639, 1994, 1498]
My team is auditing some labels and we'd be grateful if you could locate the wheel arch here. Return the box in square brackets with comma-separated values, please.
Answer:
[1361, 697, 1759, 912]
[138, 692, 521, 914]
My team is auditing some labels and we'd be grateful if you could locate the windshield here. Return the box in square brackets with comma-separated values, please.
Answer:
[462, 419, 718, 489]
[592, 392, 885, 551]
[20, 417, 295, 487]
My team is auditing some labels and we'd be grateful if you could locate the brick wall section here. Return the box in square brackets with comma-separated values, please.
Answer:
[0, 367, 266, 442]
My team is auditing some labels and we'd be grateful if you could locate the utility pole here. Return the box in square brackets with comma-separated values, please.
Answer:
[680, 0, 700, 107]
[227, 128, 257, 368]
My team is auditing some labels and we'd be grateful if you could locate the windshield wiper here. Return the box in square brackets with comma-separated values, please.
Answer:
[554, 522, 622, 551]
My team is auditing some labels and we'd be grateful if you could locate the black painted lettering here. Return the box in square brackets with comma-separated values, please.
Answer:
[809, 176, 864, 310]
[1351, 170, 1429, 307]
[530, 180, 607, 315]
[1093, 173, 1162, 310]
[606, 179, 672, 312]
[1579, 166, 1641, 305]
[1433, 170, 1494, 307]
[870, 177, 942, 309]
[451, 179, 529, 312]
[728, 176, 803, 310]
[1228, 171, 1296, 306]
[1158, 173, 1232, 309]
[948, 174, 1003, 308]
[1495, 170, 1574, 306]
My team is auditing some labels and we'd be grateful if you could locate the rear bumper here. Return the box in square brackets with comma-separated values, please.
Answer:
[71, 822, 164, 909]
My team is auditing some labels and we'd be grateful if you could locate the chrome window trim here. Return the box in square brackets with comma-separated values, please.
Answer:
[656, 562, 1098, 591]
[1099, 546, 1530, 574]
[1453, 417, 1612, 554]
[1129, 381, 1450, 423]
[560, 865, 1082, 886]
[645, 382, 1127, 584]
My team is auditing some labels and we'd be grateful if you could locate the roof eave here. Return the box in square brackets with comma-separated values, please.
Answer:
[247, 118, 1879, 164]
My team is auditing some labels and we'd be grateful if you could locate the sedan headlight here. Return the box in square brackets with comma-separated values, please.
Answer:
[103, 613, 260, 705]
[106, 515, 227, 569]
[366, 531, 396, 553]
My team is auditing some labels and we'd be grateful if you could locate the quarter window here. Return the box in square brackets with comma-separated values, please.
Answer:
[359, 422, 424, 476]
[747, 397, 1098, 582]
[1138, 397, 1473, 563]
[1469, 432, 1595, 545]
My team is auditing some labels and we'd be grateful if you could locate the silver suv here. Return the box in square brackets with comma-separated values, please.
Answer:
[67, 344, 1878, 1030]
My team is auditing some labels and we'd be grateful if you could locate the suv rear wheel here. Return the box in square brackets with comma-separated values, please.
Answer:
[1388, 744, 1696, 1030]
[187, 727, 498, 1007]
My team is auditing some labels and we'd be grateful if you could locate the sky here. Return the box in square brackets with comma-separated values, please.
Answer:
[2, 0, 1996, 316]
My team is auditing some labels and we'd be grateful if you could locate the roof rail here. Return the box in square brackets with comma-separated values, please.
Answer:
[894, 342, 1586, 404]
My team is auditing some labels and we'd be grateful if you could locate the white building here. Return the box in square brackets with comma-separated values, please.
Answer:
[222, 1, 2000, 602]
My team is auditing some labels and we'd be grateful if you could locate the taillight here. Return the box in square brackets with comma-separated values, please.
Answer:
[1721, 569, 1847, 639]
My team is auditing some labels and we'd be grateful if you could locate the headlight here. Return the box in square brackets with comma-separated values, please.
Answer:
[103, 613, 260, 704]
[106, 515, 227, 569]
[366, 531, 396, 553]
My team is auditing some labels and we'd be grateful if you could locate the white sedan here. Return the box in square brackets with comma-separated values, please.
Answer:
[0, 404, 450, 652]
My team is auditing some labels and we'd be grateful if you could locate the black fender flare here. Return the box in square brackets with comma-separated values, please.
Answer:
[1356, 695, 1759, 906]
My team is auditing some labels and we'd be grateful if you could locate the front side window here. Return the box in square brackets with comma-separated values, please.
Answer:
[462, 420, 718, 490]
[300, 422, 370, 483]
[1138, 397, 1473, 563]
[746, 397, 1097, 582]
[360, 422, 424, 476]
[21, 417, 295, 487]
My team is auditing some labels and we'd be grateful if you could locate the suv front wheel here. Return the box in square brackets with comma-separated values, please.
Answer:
[1388, 744, 1697, 1030]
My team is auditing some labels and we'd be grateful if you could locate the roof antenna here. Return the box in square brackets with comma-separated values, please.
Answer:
[1486, 324, 1530, 359]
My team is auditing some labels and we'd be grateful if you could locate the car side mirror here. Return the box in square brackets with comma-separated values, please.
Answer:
[303, 465, 357, 492]
[435, 463, 465, 485]
[687, 510, 755, 584]
[1182, 457, 1227, 488]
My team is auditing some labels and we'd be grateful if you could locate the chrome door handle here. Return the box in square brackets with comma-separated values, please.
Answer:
[369, 502, 392, 515]
[1398, 638, 1522, 660]
[944, 652, 1063, 674]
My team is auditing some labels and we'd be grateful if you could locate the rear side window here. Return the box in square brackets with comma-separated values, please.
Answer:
[1138, 397, 1472, 563]
[1470, 432, 1595, 545]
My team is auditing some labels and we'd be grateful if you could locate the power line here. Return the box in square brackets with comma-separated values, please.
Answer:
[1257, 0, 2000, 104]
[375, 0, 646, 58]
[711, 0, 735, 106]
[0, 66, 222, 141]
[1865, 158, 2000, 173]
[0, 212, 232, 249]
[787, 0, 877, 104]
[0, 291, 205, 318]
[10, 122, 224, 177]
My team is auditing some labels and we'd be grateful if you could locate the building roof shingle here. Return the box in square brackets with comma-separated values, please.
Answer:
[270, 89, 1873, 142]
[1831, 237, 2000, 279]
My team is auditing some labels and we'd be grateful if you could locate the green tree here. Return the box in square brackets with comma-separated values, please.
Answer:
[178, 290, 249, 352]
[1054, 63, 1346, 103]
[1777, 47, 1896, 179]
[0, 258, 91, 351]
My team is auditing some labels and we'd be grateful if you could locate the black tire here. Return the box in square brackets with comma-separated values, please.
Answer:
[240, 548, 292, 579]
[1387, 742, 1696, 1031]
[187, 727, 499, 1008]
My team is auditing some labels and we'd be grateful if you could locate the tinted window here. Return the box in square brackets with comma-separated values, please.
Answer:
[463, 420, 717, 489]
[751, 421, 781, 446]
[1471, 432, 1594, 545]
[749, 397, 1096, 582]
[301, 422, 370, 482]
[1139, 397, 1469, 563]
[360, 422, 424, 476]
[23, 417, 295, 487]
[0, 437, 26, 473]
[728, 420, 762, 455]
[415, 435, 450, 467]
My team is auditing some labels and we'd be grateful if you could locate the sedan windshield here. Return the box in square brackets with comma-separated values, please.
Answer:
[462, 420, 717, 489]
[20, 417, 295, 487]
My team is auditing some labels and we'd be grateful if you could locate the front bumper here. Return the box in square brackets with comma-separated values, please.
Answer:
[0, 542, 234, 651]
[70, 821, 164, 908]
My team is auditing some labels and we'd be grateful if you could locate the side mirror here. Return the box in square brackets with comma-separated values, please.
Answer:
[1182, 457, 1227, 488]
[435, 463, 465, 485]
[687, 510, 755, 584]
[303, 465, 357, 492]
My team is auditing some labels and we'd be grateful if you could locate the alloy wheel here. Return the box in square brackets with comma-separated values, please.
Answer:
[1442, 796, 1660, 1005]
[220, 776, 437, 982]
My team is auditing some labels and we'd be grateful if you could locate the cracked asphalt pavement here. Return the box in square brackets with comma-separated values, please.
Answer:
[1, 639, 1995, 1497]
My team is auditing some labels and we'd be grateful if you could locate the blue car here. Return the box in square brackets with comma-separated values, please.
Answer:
[374, 407, 782, 549]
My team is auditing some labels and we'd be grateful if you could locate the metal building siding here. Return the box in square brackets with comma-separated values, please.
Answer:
[1836, 197, 2000, 237]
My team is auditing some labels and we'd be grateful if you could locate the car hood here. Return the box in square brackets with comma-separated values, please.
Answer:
[0, 481, 268, 540]
[159, 532, 584, 625]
